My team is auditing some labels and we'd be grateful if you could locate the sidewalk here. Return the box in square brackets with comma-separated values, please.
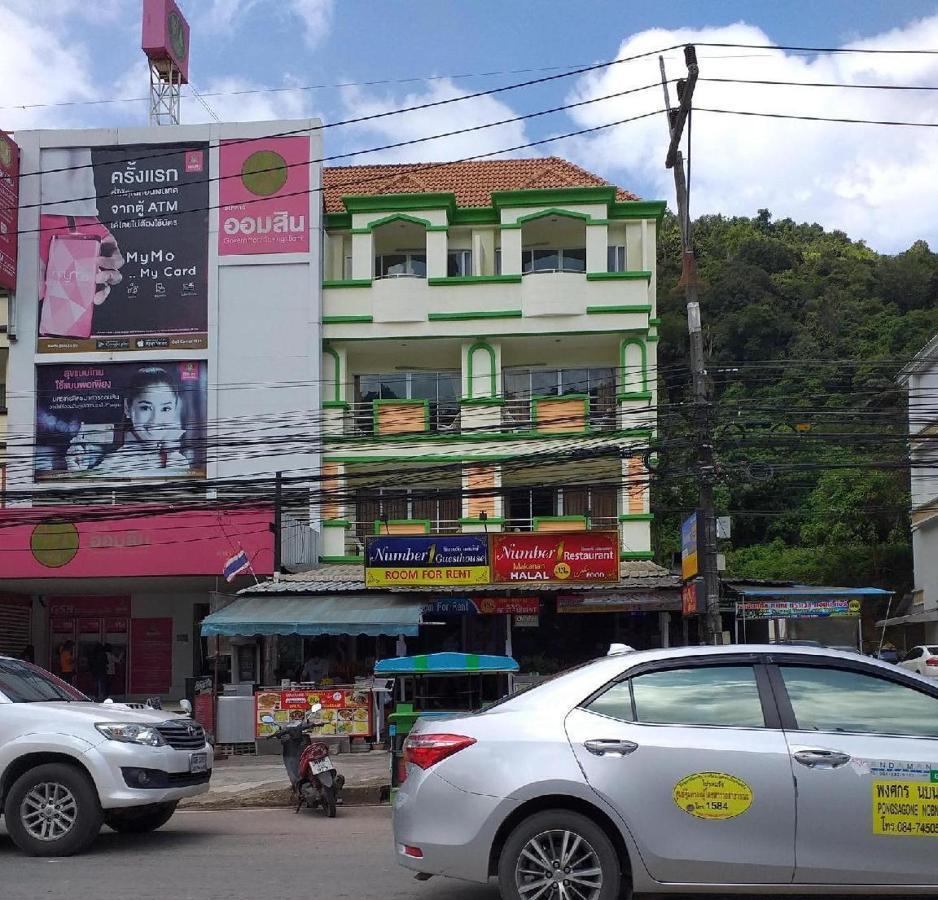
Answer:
[181, 749, 391, 810]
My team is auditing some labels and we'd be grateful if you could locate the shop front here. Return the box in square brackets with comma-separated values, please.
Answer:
[0, 505, 274, 701]
[728, 584, 894, 650]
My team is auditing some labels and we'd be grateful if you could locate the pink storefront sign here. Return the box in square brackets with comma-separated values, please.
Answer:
[218, 136, 310, 256]
[0, 506, 274, 579]
[0, 130, 19, 292]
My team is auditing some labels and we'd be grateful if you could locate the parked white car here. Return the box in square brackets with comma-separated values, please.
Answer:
[898, 646, 938, 677]
[0, 655, 213, 856]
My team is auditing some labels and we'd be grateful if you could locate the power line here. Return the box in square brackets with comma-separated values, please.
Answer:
[697, 107, 938, 128]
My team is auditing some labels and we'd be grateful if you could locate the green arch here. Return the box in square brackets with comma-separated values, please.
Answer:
[515, 207, 594, 227]
[365, 212, 432, 232]
[466, 340, 497, 399]
[619, 338, 647, 395]
[323, 345, 341, 403]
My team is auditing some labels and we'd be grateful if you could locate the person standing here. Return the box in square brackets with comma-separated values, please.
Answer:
[21, 645, 35, 664]
[58, 640, 75, 685]
[90, 642, 108, 702]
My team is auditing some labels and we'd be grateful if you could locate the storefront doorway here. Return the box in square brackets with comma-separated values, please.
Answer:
[48, 597, 130, 699]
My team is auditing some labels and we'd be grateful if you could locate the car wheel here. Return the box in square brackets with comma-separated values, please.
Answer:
[4, 762, 103, 857]
[104, 801, 178, 833]
[498, 810, 622, 900]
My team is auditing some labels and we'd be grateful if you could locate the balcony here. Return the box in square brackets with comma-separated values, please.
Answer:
[346, 400, 460, 436]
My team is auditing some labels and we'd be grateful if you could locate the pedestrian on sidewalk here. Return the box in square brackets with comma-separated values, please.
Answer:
[90, 642, 108, 701]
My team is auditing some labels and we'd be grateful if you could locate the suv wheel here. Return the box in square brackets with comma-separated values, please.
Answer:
[498, 810, 622, 900]
[4, 763, 103, 857]
[104, 801, 178, 834]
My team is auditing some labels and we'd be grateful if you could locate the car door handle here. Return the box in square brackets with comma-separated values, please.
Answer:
[792, 748, 851, 769]
[584, 739, 638, 757]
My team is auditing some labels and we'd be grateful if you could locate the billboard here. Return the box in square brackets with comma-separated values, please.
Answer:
[490, 532, 619, 584]
[736, 598, 863, 620]
[365, 535, 490, 587]
[681, 511, 699, 580]
[37, 142, 208, 353]
[219, 136, 310, 255]
[0, 130, 18, 292]
[141, 0, 191, 83]
[422, 597, 540, 616]
[35, 361, 207, 480]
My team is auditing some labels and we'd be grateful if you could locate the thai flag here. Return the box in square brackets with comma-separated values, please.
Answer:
[223, 550, 251, 582]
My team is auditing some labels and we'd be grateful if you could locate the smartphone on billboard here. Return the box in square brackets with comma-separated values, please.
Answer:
[40, 234, 101, 338]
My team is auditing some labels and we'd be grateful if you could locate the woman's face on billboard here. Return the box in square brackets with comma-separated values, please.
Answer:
[127, 384, 180, 441]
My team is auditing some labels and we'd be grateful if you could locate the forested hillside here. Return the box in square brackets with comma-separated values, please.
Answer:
[654, 210, 938, 593]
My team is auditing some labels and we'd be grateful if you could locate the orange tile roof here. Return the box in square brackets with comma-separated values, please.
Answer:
[322, 157, 638, 213]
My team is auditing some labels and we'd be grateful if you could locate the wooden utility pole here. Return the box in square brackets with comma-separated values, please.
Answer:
[660, 46, 722, 644]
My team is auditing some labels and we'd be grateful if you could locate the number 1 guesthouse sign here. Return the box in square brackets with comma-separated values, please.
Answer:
[490, 532, 619, 584]
[365, 535, 490, 587]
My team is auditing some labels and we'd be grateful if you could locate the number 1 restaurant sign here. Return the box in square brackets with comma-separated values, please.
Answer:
[491, 532, 619, 584]
[365, 535, 489, 587]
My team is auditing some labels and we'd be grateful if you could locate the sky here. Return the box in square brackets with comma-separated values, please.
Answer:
[2, 0, 937, 252]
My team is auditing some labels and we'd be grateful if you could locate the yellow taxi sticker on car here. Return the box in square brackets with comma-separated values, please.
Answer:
[673, 773, 753, 820]
[874, 780, 938, 836]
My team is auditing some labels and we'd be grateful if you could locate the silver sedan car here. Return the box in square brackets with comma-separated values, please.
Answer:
[393, 644, 938, 899]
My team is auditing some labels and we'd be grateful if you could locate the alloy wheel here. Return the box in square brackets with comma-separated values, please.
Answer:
[20, 782, 78, 842]
[514, 828, 603, 900]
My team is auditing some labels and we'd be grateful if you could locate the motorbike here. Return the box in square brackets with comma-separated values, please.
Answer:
[261, 704, 345, 817]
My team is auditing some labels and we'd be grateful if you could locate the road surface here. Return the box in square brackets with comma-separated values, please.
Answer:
[0, 807, 924, 900]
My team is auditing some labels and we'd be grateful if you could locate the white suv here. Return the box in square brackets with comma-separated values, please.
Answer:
[0, 655, 213, 856]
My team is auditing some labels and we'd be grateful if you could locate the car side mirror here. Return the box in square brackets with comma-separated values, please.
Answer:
[179, 699, 193, 716]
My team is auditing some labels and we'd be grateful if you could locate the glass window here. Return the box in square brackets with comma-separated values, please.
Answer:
[447, 249, 472, 277]
[608, 245, 626, 273]
[494, 248, 502, 276]
[0, 659, 87, 703]
[376, 253, 426, 278]
[586, 681, 634, 722]
[780, 665, 938, 737]
[531, 369, 559, 397]
[561, 369, 589, 395]
[905, 648, 924, 661]
[343, 255, 353, 280]
[630, 665, 765, 728]
[562, 247, 586, 272]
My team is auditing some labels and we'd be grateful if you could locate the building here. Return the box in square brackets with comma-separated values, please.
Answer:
[209, 159, 682, 678]
[884, 334, 938, 644]
[0, 119, 322, 699]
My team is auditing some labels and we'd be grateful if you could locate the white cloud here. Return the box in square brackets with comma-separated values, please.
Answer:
[562, 17, 938, 252]
[183, 75, 316, 124]
[0, 3, 99, 132]
[196, 0, 262, 35]
[336, 78, 530, 165]
[289, 0, 334, 48]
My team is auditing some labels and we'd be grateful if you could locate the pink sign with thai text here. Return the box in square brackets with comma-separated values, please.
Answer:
[0, 506, 273, 579]
[218, 136, 310, 256]
[0, 130, 19, 292]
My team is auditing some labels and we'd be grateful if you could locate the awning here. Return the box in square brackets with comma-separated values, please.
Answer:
[729, 585, 893, 600]
[200, 594, 424, 637]
[877, 610, 938, 628]
[375, 652, 519, 676]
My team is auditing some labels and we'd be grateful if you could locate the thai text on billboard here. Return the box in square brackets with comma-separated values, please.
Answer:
[365, 535, 490, 587]
[35, 361, 208, 481]
[219, 136, 310, 255]
[37, 143, 208, 353]
[490, 532, 620, 584]
[736, 598, 863, 620]
[0, 130, 18, 292]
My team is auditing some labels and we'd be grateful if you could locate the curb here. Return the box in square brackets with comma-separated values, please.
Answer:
[180, 784, 390, 811]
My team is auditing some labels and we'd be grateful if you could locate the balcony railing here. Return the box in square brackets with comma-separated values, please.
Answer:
[346, 400, 460, 436]
[501, 397, 617, 432]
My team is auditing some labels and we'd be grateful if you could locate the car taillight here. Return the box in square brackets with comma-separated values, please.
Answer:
[403, 733, 476, 770]
[926, 658, 938, 667]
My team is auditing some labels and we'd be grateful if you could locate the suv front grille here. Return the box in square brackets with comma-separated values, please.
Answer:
[154, 719, 206, 749]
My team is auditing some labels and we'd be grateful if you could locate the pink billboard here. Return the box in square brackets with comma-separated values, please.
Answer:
[141, 0, 190, 83]
[0, 130, 19, 292]
[218, 136, 310, 256]
[0, 506, 273, 579]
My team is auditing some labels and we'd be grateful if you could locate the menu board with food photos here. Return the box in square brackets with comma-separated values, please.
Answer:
[255, 686, 373, 739]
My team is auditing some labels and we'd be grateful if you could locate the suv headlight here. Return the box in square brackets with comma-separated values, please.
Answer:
[95, 723, 167, 747]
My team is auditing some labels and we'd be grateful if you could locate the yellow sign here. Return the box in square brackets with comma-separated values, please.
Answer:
[365, 566, 491, 587]
[673, 772, 753, 820]
[873, 780, 938, 836]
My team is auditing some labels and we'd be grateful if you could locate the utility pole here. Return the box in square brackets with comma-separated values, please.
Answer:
[660, 46, 722, 644]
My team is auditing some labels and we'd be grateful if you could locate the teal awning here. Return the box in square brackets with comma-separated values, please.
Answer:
[200, 594, 424, 637]
[375, 652, 519, 675]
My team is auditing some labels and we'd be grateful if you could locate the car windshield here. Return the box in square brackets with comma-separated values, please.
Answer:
[0, 658, 88, 703]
